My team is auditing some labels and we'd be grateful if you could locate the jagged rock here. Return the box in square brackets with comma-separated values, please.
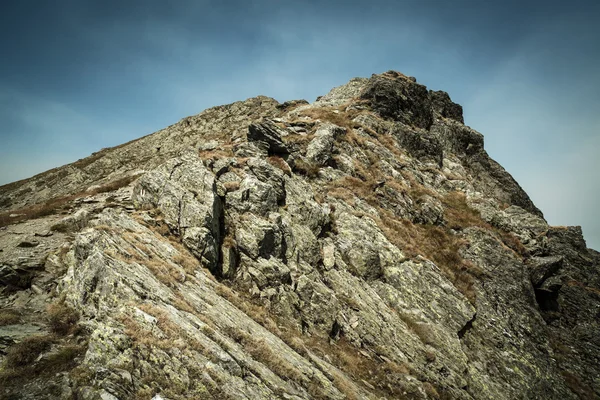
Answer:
[246, 157, 286, 203]
[276, 99, 309, 110]
[392, 123, 443, 166]
[17, 237, 39, 247]
[360, 72, 434, 129]
[51, 209, 90, 233]
[233, 141, 268, 158]
[235, 213, 285, 260]
[529, 256, 564, 287]
[227, 174, 279, 216]
[430, 119, 483, 156]
[413, 194, 444, 225]
[0, 70, 598, 400]
[0, 264, 27, 288]
[247, 120, 289, 155]
[306, 123, 345, 166]
[132, 152, 222, 270]
[429, 90, 464, 123]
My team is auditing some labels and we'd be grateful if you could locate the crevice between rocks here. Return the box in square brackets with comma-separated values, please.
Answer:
[458, 313, 476, 340]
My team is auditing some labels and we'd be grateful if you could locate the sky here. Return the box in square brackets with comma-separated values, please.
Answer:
[0, 0, 598, 249]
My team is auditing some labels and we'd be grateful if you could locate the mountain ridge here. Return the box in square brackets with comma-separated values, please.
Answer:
[0, 71, 598, 400]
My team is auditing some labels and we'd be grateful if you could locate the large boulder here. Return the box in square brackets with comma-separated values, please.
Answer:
[306, 123, 345, 166]
[132, 152, 222, 270]
[360, 71, 434, 129]
[247, 121, 290, 155]
[429, 90, 464, 123]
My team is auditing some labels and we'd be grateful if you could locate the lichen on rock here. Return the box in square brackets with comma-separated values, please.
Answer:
[0, 71, 598, 400]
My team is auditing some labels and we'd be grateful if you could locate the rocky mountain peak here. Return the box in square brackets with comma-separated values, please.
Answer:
[0, 71, 598, 400]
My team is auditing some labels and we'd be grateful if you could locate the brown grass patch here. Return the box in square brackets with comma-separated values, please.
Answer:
[223, 181, 240, 192]
[1, 337, 86, 388]
[47, 302, 80, 335]
[0, 309, 21, 326]
[198, 146, 234, 161]
[4, 335, 54, 368]
[375, 210, 481, 303]
[214, 284, 282, 335]
[0, 174, 139, 227]
[299, 106, 361, 133]
[267, 156, 292, 176]
[282, 133, 315, 150]
[293, 158, 321, 178]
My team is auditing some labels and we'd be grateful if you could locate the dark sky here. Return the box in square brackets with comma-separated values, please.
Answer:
[1, 0, 599, 249]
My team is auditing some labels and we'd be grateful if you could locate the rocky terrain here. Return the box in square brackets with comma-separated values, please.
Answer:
[0, 70, 598, 400]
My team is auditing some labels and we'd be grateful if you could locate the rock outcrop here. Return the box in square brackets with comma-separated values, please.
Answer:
[0, 71, 598, 400]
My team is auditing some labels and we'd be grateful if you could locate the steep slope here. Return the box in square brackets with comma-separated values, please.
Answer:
[1, 71, 598, 400]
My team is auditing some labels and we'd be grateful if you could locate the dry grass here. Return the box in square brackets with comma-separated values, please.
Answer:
[1, 337, 86, 387]
[87, 175, 140, 195]
[214, 284, 282, 335]
[304, 336, 411, 398]
[566, 280, 600, 296]
[324, 142, 527, 304]
[223, 181, 240, 192]
[0, 174, 139, 228]
[172, 294, 196, 314]
[120, 303, 228, 399]
[47, 302, 80, 335]
[293, 158, 321, 178]
[117, 229, 197, 287]
[375, 209, 481, 303]
[145, 258, 183, 286]
[299, 106, 360, 133]
[3, 335, 54, 368]
[213, 282, 415, 398]
[498, 231, 529, 258]
[282, 132, 315, 151]
[422, 382, 441, 399]
[441, 192, 483, 229]
[0, 309, 21, 326]
[198, 146, 234, 160]
[442, 192, 529, 258]
[173, 251, 201, 275]
[267, 156, 292, 176]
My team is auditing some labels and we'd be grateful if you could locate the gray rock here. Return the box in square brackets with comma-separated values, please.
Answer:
[0, 70, 598, 400]
[247, 120, 289, 155]
[306, 123, 345, 166]
[360, 71, 434, 129]
[429, 90, 464, 123]
[132, 152, 222, 270]
[51, 209, 90, 233]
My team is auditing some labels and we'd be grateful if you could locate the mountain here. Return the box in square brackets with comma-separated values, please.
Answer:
[0, 70, 598, 400]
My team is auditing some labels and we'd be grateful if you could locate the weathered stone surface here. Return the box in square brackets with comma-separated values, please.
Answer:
[429, 90, 464, 123]
[0, 70, 598, 400]
[132, 152, 222, 270]
[529, 256, 564, 287]
[360, 71, 434, 129]
[51, 209, 90, 233]
[306, 123, 345, 166]
[247, 120, 289, 154]
[392, 123, 443, 166]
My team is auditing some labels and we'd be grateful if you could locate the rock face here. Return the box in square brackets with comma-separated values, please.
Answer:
[0, 71, 598, 400]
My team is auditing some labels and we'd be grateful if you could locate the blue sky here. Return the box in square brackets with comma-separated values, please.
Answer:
[1, 0, 598, 249]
